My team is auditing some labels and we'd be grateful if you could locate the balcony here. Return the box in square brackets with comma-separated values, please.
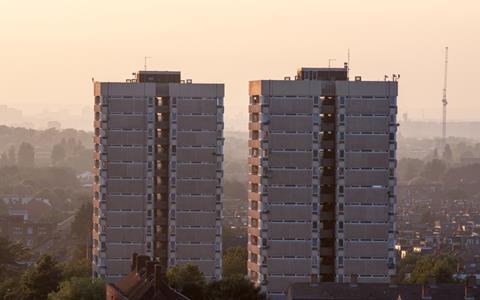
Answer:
[248, 209, 260, 220]
[319, 247, 334, 256]
[155, 200, 168, 210]
[247, 226, 260, 237]
[321, 158, 334, 167]
[319, 229, 334, 239]
[249, 104, 261, 113]
[321, 140, 335, 150]
[249, 122, 261, 131]
[248, 140, 260, 148]
[248, 192, 260, 201]
[156, 106, 170, 113]
[155, 185, 168, 193]
[320, 176, 334, 185]
[247, 261, 260, 273]
[319, 264, 334, 274]
[156, 136, 169, 145]
[320, 194, 334, 204]
[320, 104, 335, 114]
[249, 174, 261, 184]
[93, 152, 100, 161]
[156, 168, 168, 177]
[157, 152, 169, 161]
[320, 212, 335, 221]
[156, 120, 169, 129]
[321, 123, 335, 132]
[247, 243, 260, 255]
[155, 232, 168, 242]
[248, 157, 260, 166]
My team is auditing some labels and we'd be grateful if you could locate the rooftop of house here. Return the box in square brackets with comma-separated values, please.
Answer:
[106, 253, 189, 300]
[287, 276, 480, 300]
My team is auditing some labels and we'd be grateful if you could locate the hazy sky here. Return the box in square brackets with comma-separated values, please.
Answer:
[0, 0, 479, 130]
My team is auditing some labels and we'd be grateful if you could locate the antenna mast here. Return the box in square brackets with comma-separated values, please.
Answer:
[442, 47, 448, 144]
[144, 56, 152, 71]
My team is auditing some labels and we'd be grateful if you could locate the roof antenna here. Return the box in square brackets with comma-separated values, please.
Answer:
[328, 58, 336, 68]
[347, 48, 351, 79]
[144, 56, 152, 71]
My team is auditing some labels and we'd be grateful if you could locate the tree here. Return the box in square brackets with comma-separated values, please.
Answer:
[51, 144, 66, 165]
[421, 159, 446, 181]
[8, 145, 16, 166]
[62, 259, 91, 280]
[206, 276, 265, 300]
[223, 246, 247, 278]
[0, 152, 8, 167]
[47, 277, 105, 300]
[166, 264, 206, 300]
[397, 158, 425, 182]
[442, 144, 453, 164]
[17, 142, 35, 168]
[71, 203, 92, 239]
[20, 254, 63, 300]
[0, 237, 29, 265]
[409, 254, 457, 284]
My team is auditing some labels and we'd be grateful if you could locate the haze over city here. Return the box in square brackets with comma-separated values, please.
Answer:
[2, 1, 480, 300]
[1, 0, 479, 131]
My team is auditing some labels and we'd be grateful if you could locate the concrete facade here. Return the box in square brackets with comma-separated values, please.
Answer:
[93, 71, 223, 282]
[247, 67, 398, 299]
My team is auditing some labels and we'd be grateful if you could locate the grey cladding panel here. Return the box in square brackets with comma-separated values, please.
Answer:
[270, 133, 312, 150]
[345, 134, 389, 151]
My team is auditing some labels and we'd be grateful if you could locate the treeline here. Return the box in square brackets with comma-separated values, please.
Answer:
[0, 126, 92, 173]
[0, 239, 103, 300]
[398, 144, 480, 185]
[0, 166, 90, 221]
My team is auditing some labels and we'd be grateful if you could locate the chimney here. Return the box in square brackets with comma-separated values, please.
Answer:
[465, 275, 477, 300]
[131, 253, 138, 271]
[146, 261, 156, 277]
[135, 255, 149, 273]
[350, 274, 358, 287]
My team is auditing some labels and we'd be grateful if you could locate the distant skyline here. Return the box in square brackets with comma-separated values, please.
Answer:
[1, 0, 479, 129]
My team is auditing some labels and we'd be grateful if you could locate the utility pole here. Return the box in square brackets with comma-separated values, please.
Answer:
[442, 47, 448, 144]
